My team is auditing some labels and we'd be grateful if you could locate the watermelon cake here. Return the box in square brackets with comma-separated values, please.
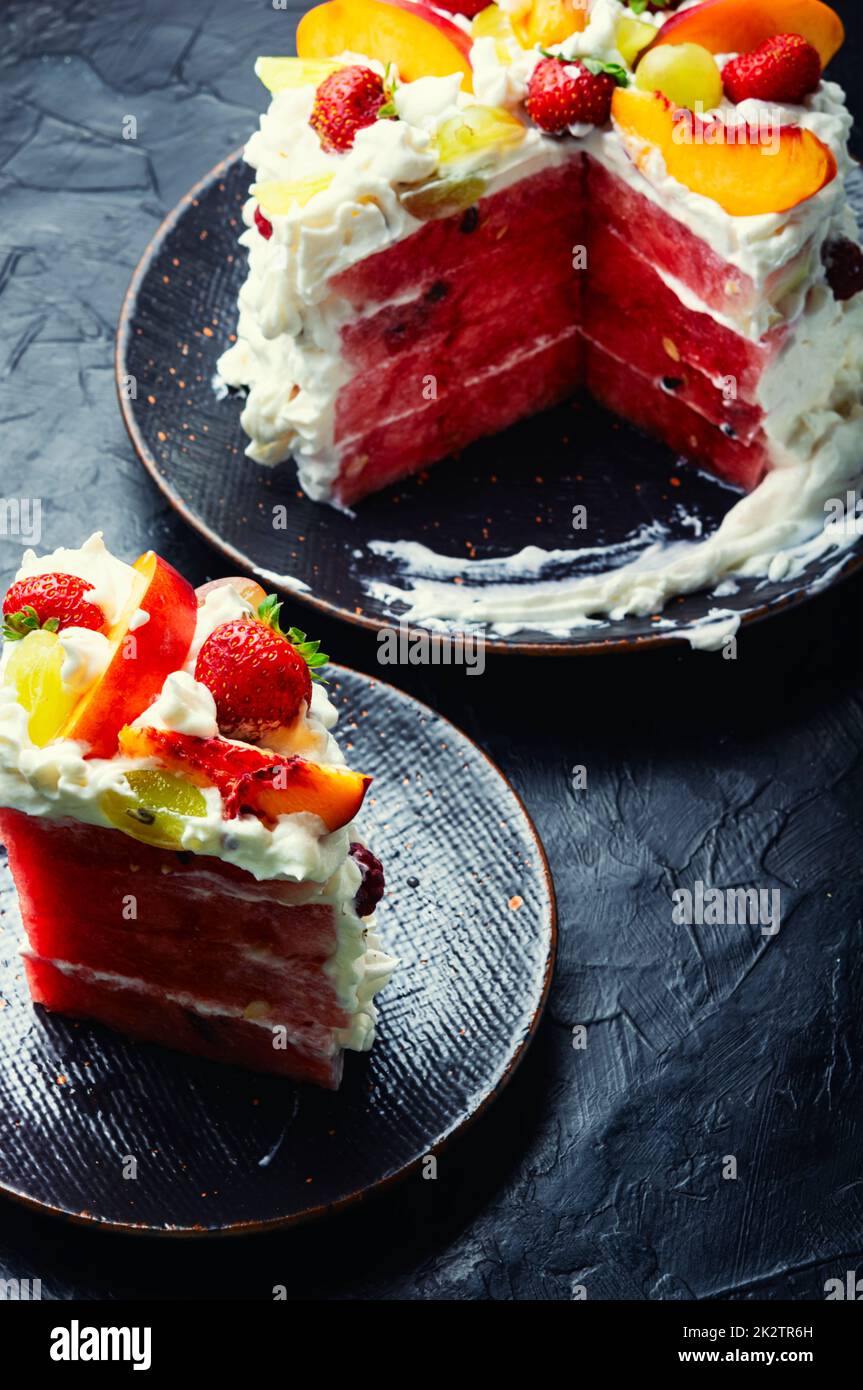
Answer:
[217, 0, 863, 515]
[0, 535, 393, 1089]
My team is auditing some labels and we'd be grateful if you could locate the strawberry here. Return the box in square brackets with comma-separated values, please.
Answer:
[630, 1, 685, 11]
[254, 204, 273, 239]
[309, 65, 388, 154]
[823, 236, 863, 302]
[431, 0, 489, 16]
[722, 34, 821, 107]
[2, 572, 106, 640]
[526, 58, 620, 134]
[194, 594, 327, 740]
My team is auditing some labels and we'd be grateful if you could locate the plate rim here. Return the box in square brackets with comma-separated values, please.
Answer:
[0, 662, 558, 1238]
[114, 151, 863, 657]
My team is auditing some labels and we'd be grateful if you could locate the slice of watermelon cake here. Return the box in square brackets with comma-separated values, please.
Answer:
[0, 534, 393, 1088]
[218, 0, 863, 507]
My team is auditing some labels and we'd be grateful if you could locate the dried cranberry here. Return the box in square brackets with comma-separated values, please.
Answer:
[349, 843, 385, 918]
[823, 236, 863, 302]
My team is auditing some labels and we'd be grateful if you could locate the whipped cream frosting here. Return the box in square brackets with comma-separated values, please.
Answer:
[217, 0, 863, 642]
[0, 534, 394, 1043]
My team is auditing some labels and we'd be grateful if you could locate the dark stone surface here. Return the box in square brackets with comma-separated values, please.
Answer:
[0, 0, 862, 1300]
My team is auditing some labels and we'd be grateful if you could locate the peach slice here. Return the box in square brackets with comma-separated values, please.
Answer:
[62, 553, 197, 760]
[642, 0, 844, 70]
[612, 86, 837, 216]
[297, 0, 474, 91]
[118, 726, 371, 833]
[511, 0, 587, 50]
[227, 762, 371, 831]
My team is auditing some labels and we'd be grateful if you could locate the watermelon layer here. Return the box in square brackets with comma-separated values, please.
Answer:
[24, 957, 342, 1088]
[321, 150, 809, 504]
[0, 809, 361, 1088]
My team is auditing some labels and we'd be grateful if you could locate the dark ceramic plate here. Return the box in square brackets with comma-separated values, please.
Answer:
[0, 667, 555, 1235]
[116, 153, 863, 654]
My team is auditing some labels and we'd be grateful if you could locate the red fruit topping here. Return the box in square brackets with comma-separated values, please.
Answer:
[823, 236, 863, 302]
[118, 725, 370, 833]
[309, 65, 388, 154]
[526, 58, 616, 134]
[2, 572, 106, 638]
[722, 34, 821, 106]
[350, 842, 385, 918]
[432, 0, 489, 15]
[194, 595, 326, 741]
[254, 204, 273, 239]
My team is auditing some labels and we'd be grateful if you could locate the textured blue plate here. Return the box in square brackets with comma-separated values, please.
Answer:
[116, 155, 863, 654]
[0, 667, 555, 1234]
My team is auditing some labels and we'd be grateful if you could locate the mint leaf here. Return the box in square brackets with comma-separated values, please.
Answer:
[581, 58, 630, 87]
[539, 51, 630, 87]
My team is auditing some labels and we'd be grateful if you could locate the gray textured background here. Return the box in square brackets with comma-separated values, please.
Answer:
[0, 0, 862, 1300]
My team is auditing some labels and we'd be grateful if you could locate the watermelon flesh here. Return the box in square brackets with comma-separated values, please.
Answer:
[0, 809, 372, 1088]
[319, 151, 806, 505]
[24, 957, 342, 1089]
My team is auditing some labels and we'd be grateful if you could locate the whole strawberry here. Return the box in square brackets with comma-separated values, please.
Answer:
[722, 34, 822, 106]
[195, 595, 326, 740]
[432, 0, 490, 15]
[2, 572, 106, 639]
[310, 65, 387, 154]
[526, 58, 617, 134]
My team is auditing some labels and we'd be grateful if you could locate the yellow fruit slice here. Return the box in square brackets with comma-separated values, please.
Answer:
[436, 106, 525, 169]
[635, 42, 723, 112]
[255, 56, 345, 93]
[471, 4, 519, 61]
[402, 172, 487, 220]
[101, 769, 208, 850]
[471, 3, 512, 39]
[252, 174, 336, 216]
[512, 0, 587, 49]
[5, 630, 78, 747]
[616, 17, 657, 68]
